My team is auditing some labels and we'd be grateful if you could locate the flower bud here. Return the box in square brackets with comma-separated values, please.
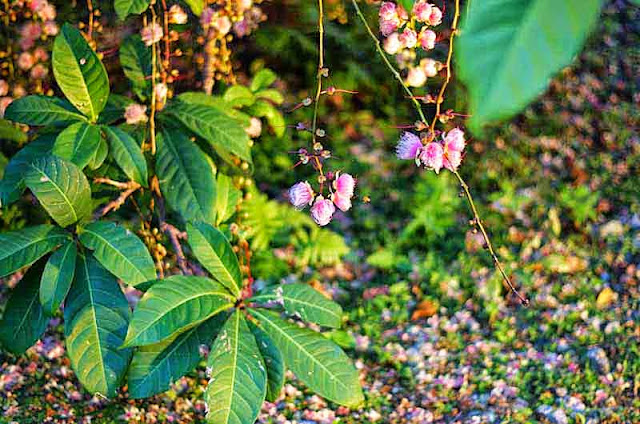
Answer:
[444, 150, 462, 172]
[168, 5, 188, 24]
[428, 6, 443, 26]
[289, 181, 314, 209]
[396, 132, 422, 160]
[331, 192, 352, 212]
[383, 32, 402, 55]
[418, 28, 436, 50]
[412, 1, 433, 23]
[245, 117, 262, 138]
[124, 104, 148, 125]
[444, 128, 466, 153]
[406, 66, 427, 87]
[310, 196, 336, 226]
[333, 173, 356, 197]
[399, 28, 417, 49]
[141, 23, 163, 46]
[419, 142, 444, 173]
[420, 58, 439, 77]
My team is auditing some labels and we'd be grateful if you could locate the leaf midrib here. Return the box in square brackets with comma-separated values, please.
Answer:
[30, 163, 78, 224]
[81, 227, 148, 283]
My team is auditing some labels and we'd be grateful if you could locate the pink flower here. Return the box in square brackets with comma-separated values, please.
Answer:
[212, 16, 232, 35]
[331, 192, 352, 212]
[418, 28, 436, 50]
[383, 32, 402, 55]
[406, 66, 426, 87]
[396, 132, 422, 160]
[154, 83, 168, 104]
[397, 4, 409, 20]
[29, 0, 47, 12]
[140, 23, 163, 46]
[334, 173, 355, 197]
[444, 128, 466, 152]
[419, 141, 444, 173]
[17, 52, 34, 71]
[37, 3, 56, 21]
[420, 58, 439, 77]
[289, 181, 314, 209]
[379, 18, 400, 36]
[168, 4, 188, 24]
[413, 1, 433, 23]
[310, 196, 335, 226]
[43, 21, 58, 36]
[200, 8, 215, 28]
[428, 6, 443, 26]
[399, 28, 417, 49]
[0, 97, 13, 118]
[378, 2, 397, 20]
[30, 64, 48, 79]
[245, 117, 262, 138]
[124, 103, 148, 124]
[443, 149, 462, 172]
[33, 47, 48, 62]
[20, 22, 42, 41]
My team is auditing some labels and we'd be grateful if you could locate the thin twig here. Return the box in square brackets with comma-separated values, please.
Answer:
[86, 0, 94, 40]
[160, 0, 170, 82]
[149, 8, 158, 155]
[160, 221, 191, 275]
[311, 0, 325, 145]
[93, 180, 141, 217]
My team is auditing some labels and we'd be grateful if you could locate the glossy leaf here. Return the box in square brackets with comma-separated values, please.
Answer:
[119, 35, 151, 100]
[52, 122, 102, 169]
[40, 241, 77, 315]
[246, 100, 285, 137]
[52, 23, 109, 121]
[251, 283, 342, 328]
[64, 254, 132, 397]
[128, 313, 228, 398]
[25, 155, 92, 227]
[215, 173, 241, 226]
[205, 311, 266, 424]
[183, 0, 204, 15]
[114, 0, 150, 20]
[156, 130, 216, 223]
[78, 221, 156, 287]
[186, 222, 241, 297]
[250, 69, 277, 92]
[4, 95, 87, 126]
[248, 321, 284, 402]
[176, 92, 252, 126]
[123, 275, 234, 347]
[250, 309, 363, 407]
[103, 125, 148, 186]
[87, 135, 109, 170]
[223, 85, 255, 108]
[0, 225, 70, 277]
[0, 260, 48, 354]
[457, 0, 603, 132]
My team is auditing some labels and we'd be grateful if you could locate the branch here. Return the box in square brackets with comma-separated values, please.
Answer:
[93, 179, 141, 218]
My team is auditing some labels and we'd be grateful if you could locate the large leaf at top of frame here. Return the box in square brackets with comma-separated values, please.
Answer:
[0, 260, 49, 354]
[163, 100, 252, 164]
[52, 23, 109, 122]
[456, 0, 604, 132]
[40, 241, 77, 315]
[205, 310, 266, 424]
[0, 225, 70, 278]
[64, 254, 132, 398]
[103, 125, 148, 186]
[4, 95, 87, 126]
[249, 309, 364, 408]
[248, 321, 284, 402]
[52, 122, 102, 169]
[122, 275, 235, 348]
[156, 130, 217, 223]
[186, 222, 242, 297]
[115, 0, 150, 20]
[25, 155, 92, 227]
[250, 283, 343, 328]
[128, 313, 228, 399]
[78, 221, 156, 287]
[119, 35, 151, 100]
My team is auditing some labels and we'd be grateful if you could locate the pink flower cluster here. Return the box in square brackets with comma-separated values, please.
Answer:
[379, 1, 444, 87]
[140, 23, 163, 46]
[289, 173, 356, 226]
[396, 128, 466, 173]
[20, 0, 58, 50]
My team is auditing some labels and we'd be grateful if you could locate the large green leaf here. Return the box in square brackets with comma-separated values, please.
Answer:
[25, 155, 92, 227]
[0, 225, 70, 277]
[156, 130, 216, 223]
[119, 35, 151, 100]
[4, 95, 87, 126]
[52, 23, 109, 121]
[205, 311, 266, 424]
[249, 309, 363, 407]
[40, 241, 77, 315]
[250, 69, 277, 92]
[186, 222, 241, 297]
[0, 136, 55, 206]
[64, 254, 132, 398]
[251, 283, 342, 328]
[128, 313, 228, 398]
[0, 260, 48, 354]
[103, 126, 148, 186]
[52, 122, 102, 169]
[248, 321, 284, 402]
[176, 92, 252, 127]
[164, 101, 252, 164]
[215, 173, 241, 226]
[115, 0, 150, 20]
[457, 0, 603, 132]
[78, 221, 156, 287]
[87, 135, 109, 170]
[122, 275, 234, 347]
[223, 86, 256, 108]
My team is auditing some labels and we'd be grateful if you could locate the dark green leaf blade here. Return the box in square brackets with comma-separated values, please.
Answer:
[52, 122, 102, 169]
[0, 225, 70, 278]
[40, 241, 77, 315]
[248, 321, 284, 402]
[119, 35, 151, 100]
[215, 173, 241, 226]
[103, 126, 148, 186]
[4, 95, 87, 126]
[115, 0, 150, 20]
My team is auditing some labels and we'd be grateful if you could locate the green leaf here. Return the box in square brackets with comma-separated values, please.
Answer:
[87, 135, 109, 170]
[176, 92, 252, 127]
[123, 275, 234, 347]
[128, 313, 228, 398]
[248, 321, 284, 402]
[255, 89, 284, 105]
[103, 126, 148, 186]
[40, 241, 77, 315]
[186, 222, 241, 297]
[164, 101, 252, 164]
[205, 311, 266, 424]
[0, 225, 70, 277]
[251, 283, 342, 328]
[52, 122, 102, 169]
[64, 254, 132, 398]
[183, 0, 204, 15]
[120, 35, 151, 100]
[156, 130, 217, 223]
[25, 155, 92, 227]
[215, 173, 241, 226]
[250, 69, 277, 92]
[0, 260, 48, 354]
[52, 23, 109, 121]
[223, 85, 256, 108]
[457, 0, 604, 132]
[115, 0, 150, 20]
[0, 118, 28, 143]
[98, 94, 134, 125]
[249, 309, 363, 407]
[0, 136, 54, 206]
[4, 95, 87, 126]
[246, 100, 285, 137]
[78, 221, 156, 287]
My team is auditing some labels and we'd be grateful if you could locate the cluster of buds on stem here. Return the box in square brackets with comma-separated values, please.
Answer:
[396, 127, 466, 173]
[289, 171, 356, 227]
